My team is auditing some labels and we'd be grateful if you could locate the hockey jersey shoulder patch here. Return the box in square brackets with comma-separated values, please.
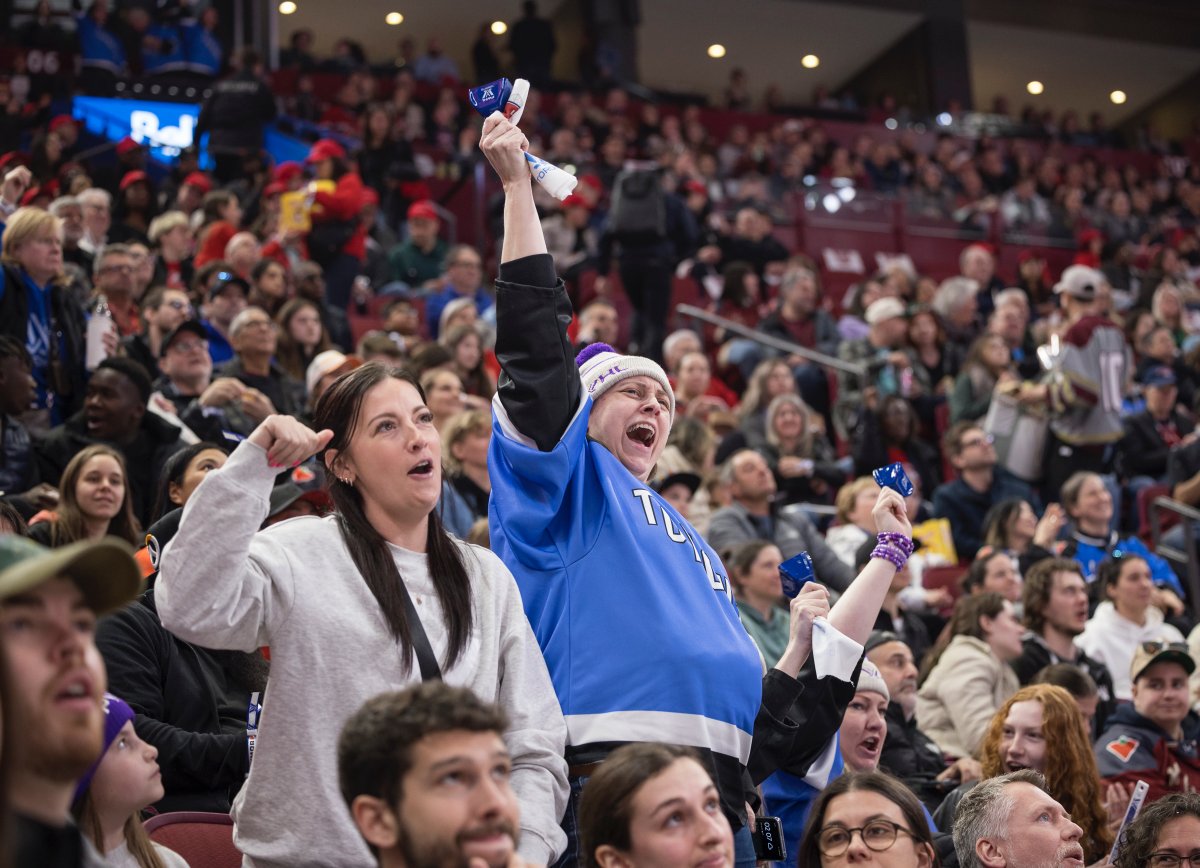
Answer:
[1106, 736, 1140, 763]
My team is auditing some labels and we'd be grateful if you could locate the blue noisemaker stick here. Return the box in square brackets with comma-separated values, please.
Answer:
[872, 462, 914, 497]
[779, 552, 814, 599]
[467, 78, 577, 200]
[468, 78, 513, 117]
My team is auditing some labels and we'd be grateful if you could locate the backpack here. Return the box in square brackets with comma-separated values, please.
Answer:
[609, 169, 666, 243]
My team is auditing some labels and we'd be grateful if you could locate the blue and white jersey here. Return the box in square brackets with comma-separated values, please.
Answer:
[182, 22, 222, 76]
[489, 392, 763, 764]
[76, 14, 126, 74]
[143, 24, 188, 74]
[762, 738, 843, 857]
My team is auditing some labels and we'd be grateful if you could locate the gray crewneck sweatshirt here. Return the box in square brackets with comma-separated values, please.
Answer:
[157, 440, 568, 867]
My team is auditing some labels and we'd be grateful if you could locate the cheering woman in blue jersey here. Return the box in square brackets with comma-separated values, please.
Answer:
[479, 111, 917, 867]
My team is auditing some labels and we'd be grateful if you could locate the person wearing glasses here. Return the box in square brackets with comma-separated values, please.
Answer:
[122, 286, 193, 379]
[0, 206, 88, 428]
[425, 244, 493, 340]
[1077, 554, 1185, 701]
[1113, 792, 1200, 868]
[1095, 639, 1200, 803]
[932, 421, 1040, 562]
[797, 771, 938, 868]
[153, 319, 264, 443]
[91, 243, 140, 336]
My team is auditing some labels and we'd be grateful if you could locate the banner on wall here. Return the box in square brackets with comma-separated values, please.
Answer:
[72, 96, 311, 168]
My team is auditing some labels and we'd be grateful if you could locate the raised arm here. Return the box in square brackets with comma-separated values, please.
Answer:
[157, 415, 332, 650]
[827, 487, 911, 647]
[479, 113, 547, 265]
[480, 113, 579, 450]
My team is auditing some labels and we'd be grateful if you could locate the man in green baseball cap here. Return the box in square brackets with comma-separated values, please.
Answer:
[0, 535, 141, 865]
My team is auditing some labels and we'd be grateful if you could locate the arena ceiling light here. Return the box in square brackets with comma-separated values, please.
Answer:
[801, 54, 819, 69]
[1026, 80, 1044, 95]
[385, 12, 403, 25]
[278, 0, 296, 13]
[707, 44, 726, 59]
[491, 21, 508, 35]
[1110, 89, 1127, 104]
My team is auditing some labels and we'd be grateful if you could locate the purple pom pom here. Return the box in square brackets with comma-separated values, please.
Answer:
[575, 343, 615, 367]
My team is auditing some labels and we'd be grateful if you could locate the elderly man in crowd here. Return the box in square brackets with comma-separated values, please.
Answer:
[213, 307, 304, 419]
[953, 770, 1085, 868]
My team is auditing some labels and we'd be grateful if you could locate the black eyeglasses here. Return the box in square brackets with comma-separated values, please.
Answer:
[817, 820, 916, 856]
[1149, 853, 1200, 868]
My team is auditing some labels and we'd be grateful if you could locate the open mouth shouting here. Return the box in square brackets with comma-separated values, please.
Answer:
[626, 421, 656, 451]
[855, 734, 882, 763]
[408, 459, 435, 479]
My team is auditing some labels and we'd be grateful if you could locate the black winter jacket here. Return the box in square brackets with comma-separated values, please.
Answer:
[96, 588, 268, 813]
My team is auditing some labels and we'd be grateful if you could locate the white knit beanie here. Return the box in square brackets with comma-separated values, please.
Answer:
[856, 659, 891, 702]
[576, 343, 675, 422]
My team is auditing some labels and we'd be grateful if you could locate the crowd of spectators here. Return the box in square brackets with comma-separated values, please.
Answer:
[6, 6, 1200, 868]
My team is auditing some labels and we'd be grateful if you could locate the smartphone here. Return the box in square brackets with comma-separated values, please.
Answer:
[752, 817, 787, 862]
[1108, 780, 1149, 864]
[779, 552, 814, 599]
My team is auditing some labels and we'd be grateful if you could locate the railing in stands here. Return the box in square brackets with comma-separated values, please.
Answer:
[1149, 496, 1200, 620]
[675, 303, 865, 376]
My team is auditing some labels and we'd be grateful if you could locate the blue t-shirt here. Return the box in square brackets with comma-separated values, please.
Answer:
[489, 394, 763, 764]
[426, 285, 494, 340]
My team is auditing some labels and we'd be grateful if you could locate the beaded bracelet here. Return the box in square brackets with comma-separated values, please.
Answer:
[876, 532, 915, 556]
[871, 545, 909, 570]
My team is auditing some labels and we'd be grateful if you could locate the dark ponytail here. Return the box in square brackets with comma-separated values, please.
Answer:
[313, 362, 473, 671]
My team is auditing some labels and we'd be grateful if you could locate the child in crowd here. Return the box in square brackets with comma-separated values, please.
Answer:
[72, 693, 189, 868]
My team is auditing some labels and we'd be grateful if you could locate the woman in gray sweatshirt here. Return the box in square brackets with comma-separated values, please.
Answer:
[156, 364, 569, 868]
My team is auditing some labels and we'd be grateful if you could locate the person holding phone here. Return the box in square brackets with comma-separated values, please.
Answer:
[479, 109, 915, 867]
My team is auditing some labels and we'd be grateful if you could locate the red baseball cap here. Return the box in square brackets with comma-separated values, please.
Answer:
[119, 170, 150, 192]
[273, 161, 304, 183]
[263, 180, 286, 197]
[49, 114, 78, 133]
[115, 136, 143, 156]
[407, 199, 438, 222]
[20, 185, 46, 207]
[561, 194, 590, 210]
[305, 139, 346, 163]
[182, 171, 212, 194]
[0, 151, 27, 171]
[682, 179, 706, 196]
[361, 188, 379, 206]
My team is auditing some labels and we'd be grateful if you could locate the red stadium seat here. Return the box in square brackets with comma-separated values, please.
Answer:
[922, 564, 968, 612]
[144, 812, 240, 868]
